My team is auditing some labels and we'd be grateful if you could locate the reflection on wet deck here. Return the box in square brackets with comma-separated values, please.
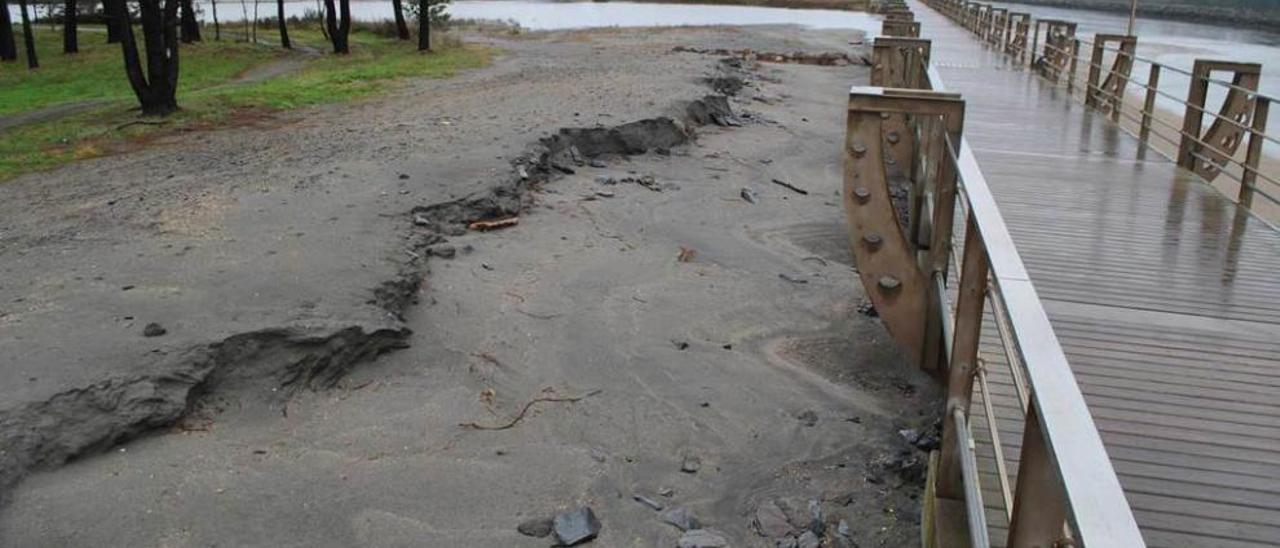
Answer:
[912, 1, 1280, 546]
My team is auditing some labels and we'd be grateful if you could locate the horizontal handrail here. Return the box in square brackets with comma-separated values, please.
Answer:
[924, 56, 1146, 546]
[1022, 56, 1280, 205]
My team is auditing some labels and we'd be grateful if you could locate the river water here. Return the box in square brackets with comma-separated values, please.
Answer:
[182, 0, 882, 34]
[989, 1, 1280, 145]
[9, 1, 1279, 143]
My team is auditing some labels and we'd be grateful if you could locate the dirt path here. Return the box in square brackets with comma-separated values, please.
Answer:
[0, 25, 938, 547]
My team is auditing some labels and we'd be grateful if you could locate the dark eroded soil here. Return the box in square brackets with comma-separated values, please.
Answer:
[0, 25, 940, 547]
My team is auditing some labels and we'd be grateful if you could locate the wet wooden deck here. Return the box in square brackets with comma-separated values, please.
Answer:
[906, 2, 1280, 546]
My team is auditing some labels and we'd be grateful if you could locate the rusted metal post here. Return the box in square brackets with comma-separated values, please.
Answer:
[1066, 39, 1080, 93]
[1178, 62, 1211, 170]
[1177, 60, 1263, 180]
[1085, 37, 1105, 107]
[920, 106, 966, 374]
[1139, 64, 1161, 145]
[1006, 405, 1070, 548]
[936, 215, 989, 500]
[843, 88, 964, 371]
[1240, 97, 1270, 208]
[1030, 20, 1041, 69]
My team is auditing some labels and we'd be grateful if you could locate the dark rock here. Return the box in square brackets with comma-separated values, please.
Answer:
[741, 187, 759, 204]
[142, 323, 167, 337]
[517, 516, 554, 538]
[553, 507, 601, 546]
[398, 174, 410, 180]
[899, 428, 940, 451]
[680, 455, 701, 474]
[779, 273, 808, 284]
[686, 95, 740, 127]
[796, 410, 818, 427]
[705, 75, 746, 96]
[543, 118, 688, 157]
[660, 506, 700, 531]
[678, 529, 730, 548]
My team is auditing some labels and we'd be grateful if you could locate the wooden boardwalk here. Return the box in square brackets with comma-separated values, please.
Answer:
[906, 2, 1280, 546]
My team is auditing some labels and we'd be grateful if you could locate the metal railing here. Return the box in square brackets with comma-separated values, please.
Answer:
[852, 6, 1146, 545]
[932, 0, 1278, 215]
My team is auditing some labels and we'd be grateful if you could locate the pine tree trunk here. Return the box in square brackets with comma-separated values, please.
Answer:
[391, 0, 409, 40]
[417, 0, 429, 51]
[0, 0, 17, 61]
[18, 0, 37, 68]
[180, 0, 201, 42]
[105, 0, 121, 43]
[323, 0, 349, 53]
[62, 0, 78, 52]
[276, 0, 289, 48]
[113, 0, 181, 116]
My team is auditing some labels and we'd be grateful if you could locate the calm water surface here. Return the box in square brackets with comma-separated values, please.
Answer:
[188, 0, 881, 34]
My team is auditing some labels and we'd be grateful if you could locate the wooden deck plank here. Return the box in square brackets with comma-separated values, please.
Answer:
[907, 1, 1280, 545]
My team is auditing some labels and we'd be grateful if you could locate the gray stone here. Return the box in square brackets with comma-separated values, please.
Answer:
[678, 529, 730, 548]
[796, 410, 818, 427]
[753, 499, 795, 538]
[660, 506, 700, 531]
[797, 531, 820, 548]
[775, 537, 798, 548]
[142, 323, 167, 337]
[553, 507, 601, 546]
[837, 519, 851, 538]
[740, 187, 759, 204]
[517, 516, 553, 538]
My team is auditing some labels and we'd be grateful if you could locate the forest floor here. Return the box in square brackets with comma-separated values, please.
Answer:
[0, 23, 940, 547]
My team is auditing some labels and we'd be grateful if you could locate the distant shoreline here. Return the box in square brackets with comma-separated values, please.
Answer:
[602, 0, 872, 12]
[994, 0, 1280, 33]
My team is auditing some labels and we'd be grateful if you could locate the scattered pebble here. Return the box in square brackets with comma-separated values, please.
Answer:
[778, 273, 808, 284]
[797, 530, 821, 548]
[660, 506, 701, 531]
[142, 323, 167, 337]
[680, 455, 702, 474]
[752, 499, 795, 538]
[796, 410, 818, 427]
[633, 494, 664, 511]
[740, 187, 759, 204]
[552, 507, 601, 546]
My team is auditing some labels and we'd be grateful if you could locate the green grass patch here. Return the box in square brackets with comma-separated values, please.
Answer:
[0, 26, 491, 181]
[0, 26, 280, 116]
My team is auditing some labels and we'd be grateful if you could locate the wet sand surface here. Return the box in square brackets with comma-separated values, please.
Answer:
[0, 25, 940, 547]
